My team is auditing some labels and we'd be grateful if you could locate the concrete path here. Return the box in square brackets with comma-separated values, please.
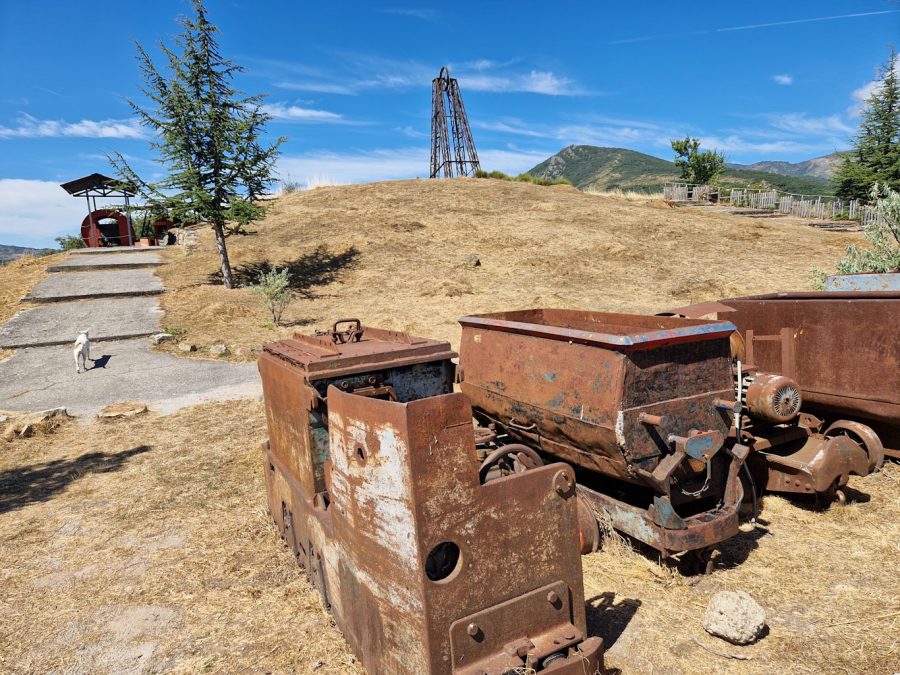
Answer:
[0, 298, 163, 348]
[1, 248, 262, 417]
[48, 252, 162, 272]
[0, 338, 260, 417]
[23, 269, 164, 303]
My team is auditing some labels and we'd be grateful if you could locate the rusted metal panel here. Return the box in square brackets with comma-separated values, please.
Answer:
[459, 309, 745, 557]
[259, 323, 604, 674]
[258, 323, 457, 498]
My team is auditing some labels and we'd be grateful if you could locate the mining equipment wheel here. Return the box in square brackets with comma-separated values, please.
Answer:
[824, 420, 885, 472]
[478, 444, 543, 483]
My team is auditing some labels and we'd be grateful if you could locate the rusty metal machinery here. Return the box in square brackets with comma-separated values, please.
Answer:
[258, 322, 604, 675]
[664, 294, 891, 501]
[430, 67, 481, 179]
[458, 309, 749, 565]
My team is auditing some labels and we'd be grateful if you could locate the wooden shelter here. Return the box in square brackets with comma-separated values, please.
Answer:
[60, 173, 136, 247]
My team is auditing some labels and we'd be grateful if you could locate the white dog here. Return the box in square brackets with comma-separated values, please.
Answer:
[73, 330, 91, 374]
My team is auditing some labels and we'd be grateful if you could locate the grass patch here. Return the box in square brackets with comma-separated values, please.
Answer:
[475, 169, 571, 186]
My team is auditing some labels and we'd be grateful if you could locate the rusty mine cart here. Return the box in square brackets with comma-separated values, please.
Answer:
[258, 321, 604, 675]
[457, 309, 747, 572]
[666, 292, 891, 504]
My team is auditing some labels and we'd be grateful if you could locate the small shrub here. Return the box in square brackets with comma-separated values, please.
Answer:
[252, 267, 292, 326]
[165, 327, 187, 336]
[281, 180, 303, 194]
[811, 183, 900, 287]
[55, 235, 86, 251]
[474, 170, 571, 186]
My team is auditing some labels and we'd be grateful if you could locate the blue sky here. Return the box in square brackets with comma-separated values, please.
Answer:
[1, 1, 898, 247]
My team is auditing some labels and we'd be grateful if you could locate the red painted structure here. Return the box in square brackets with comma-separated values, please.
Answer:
[80, 209, 136, 248]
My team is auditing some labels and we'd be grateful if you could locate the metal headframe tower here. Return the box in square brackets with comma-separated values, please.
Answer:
[430, 67, 481, 178]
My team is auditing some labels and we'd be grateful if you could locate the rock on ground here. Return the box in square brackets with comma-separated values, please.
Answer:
[98, 402, 148, 419]
[703, 590, 766, 645]
[209, 343, 229, 356]
[151, 333, 174, 345]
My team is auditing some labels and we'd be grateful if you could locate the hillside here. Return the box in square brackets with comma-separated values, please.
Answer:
[527, 145, 833, 194]
[0, 243, 53, 265]
[728, 152, 843, 179]
[154, 178, 863, 356]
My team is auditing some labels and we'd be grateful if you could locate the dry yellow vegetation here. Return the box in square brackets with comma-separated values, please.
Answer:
[2, 180, 896, 674]
[1, 400, 897, 673]
[155, 178, 864, 356]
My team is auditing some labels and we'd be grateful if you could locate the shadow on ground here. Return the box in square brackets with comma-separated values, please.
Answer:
[207, 245, 360, 298]
[0, 445, 151, 515]
[585, 592, 641, 649]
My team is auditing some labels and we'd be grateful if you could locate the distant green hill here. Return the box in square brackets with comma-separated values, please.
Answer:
[527, 145, 834, 195]
[0, 244, 54, 265]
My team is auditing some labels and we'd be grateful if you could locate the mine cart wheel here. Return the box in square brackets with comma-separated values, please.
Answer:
[478, 444, 543, 483]
[824, 420, 885, 472]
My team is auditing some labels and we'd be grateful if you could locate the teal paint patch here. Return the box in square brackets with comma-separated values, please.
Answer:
[542, 372, 557, 382]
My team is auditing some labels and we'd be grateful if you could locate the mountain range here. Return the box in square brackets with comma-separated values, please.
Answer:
[527, 145, 842, 194]
[0, 244, 54, 265]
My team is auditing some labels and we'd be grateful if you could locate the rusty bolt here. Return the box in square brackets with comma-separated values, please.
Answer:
[547, 591, 560, 605]
[553, 469, 574, 497]
[467, 622, 479, 637]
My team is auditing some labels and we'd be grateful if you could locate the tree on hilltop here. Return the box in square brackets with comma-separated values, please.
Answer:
[670, 136, 725, 185]
[835, 48, 900, 201]
[111, 0, 283, 288]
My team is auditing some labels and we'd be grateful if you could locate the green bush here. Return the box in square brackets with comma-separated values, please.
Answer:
[474, 170, 570, 186]
[812, 183, 900, 287]
[55, 235, 86, 251]
[252, 267, 292, 326]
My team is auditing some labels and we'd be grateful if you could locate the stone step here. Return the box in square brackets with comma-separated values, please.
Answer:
[23, 269, 165, 303]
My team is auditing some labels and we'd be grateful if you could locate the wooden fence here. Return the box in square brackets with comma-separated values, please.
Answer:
[665, 182, 887, 228]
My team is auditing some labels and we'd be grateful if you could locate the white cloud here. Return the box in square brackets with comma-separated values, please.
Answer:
[0, 179, 91, 248]
[773, 74, 793, 85]
[262, 103, 347, 123]
[396, 126, 427, 139]
[0, 114, 145, 139]
[849, 58, 900, 116]
[378, 8, 439, 22]
[275, 81, 359, 95]
[276, 146, 548, 186]
[765, 113, 854, 136]
[698, 135, 822, 155]
[477, 116, 676, 148]
[272, 53, 582, 96]
[459, 70, 581, 95]
[610, 10, 899, 45]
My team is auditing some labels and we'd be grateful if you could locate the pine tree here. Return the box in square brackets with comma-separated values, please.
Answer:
[111, 0, 282, 288]
[835, 49, 900, 201]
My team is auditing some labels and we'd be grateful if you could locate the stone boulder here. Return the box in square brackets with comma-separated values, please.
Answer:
[703, 590, 766, 645]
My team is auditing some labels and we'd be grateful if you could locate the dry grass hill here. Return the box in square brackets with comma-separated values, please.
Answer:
[2, 179, 897, 674]
[156, 177, 863, 357]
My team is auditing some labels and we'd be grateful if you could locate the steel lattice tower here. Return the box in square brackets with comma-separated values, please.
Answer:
[429, 67, 481, 178]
